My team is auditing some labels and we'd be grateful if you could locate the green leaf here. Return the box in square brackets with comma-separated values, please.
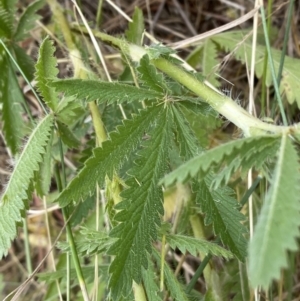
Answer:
[249, 135, 300, 289]
[35, 36, 59, 111]
[152, 248, 189, 301]
[51, 79, 163, 104]
[56, 120, 80, 148]
[0, 114, 54, 258]
[0, 57, 25, 154]
[56, 105, 162, 207]
[166, 234, 232, 259]
[14, 0, 44, 41]
[212, 30, 300, 107]
[58, 229, 117, 256]
[171, 105, 201, 159]
[35, 130, 53, 196]
[142, 255, 163, 301]
[137, 55, 167, 93]
[108, 107, 172, 299]
[161, 136, 280, 189]
[125, 7, 144, 45]
[187, 40, 219, 87]
[56, 96, 84, 125]
[195, 177, 248, 261]
[0, 0, 16, 38]
[12, 43, 35, 82]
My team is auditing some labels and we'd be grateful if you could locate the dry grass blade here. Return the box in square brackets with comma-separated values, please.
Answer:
[168, 6, 261, 49]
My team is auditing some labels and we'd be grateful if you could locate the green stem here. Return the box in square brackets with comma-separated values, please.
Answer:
[260, 0, 273, 115]
[46, 0, 107, 145]
[189, 214, 213, 288]
[151, 57, 288, 136]
[22, 218, 33, 274]
[259, 5, 288, 125]
[276, 0, 294, 87]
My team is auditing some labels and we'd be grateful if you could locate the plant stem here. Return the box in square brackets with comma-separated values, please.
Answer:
[46, 0, 107, 145]
[22, 218, 33, 275]
[152, 57, 289, 136]
[56, 139, 90, 301]
[259, 3, 288, 125]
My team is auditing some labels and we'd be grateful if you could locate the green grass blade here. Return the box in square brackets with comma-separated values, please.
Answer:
[249, 135, 300, 289]
[0, 114, 54, 258]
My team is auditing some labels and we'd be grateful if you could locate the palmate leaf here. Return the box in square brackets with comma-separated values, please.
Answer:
[57, 105, 162, 207]
[35, 36, 59, 111]
[108, 107, 172, 299]
[161, 135, 280, 189]
[249, 135, 300, 289]
[1, 56, 25, 154]
[166, 234, 232, 259]
[195, 177, 247, 261]
[125, 7, 144, 45]
[137, 55, 167, 93]
[0, 114, 54, 258]
[51, 79, 163, 104]
[212, 30, 300, 107]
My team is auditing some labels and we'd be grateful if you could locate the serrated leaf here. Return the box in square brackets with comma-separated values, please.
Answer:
[69, 195, 95, 226]
[35, 129, 53, 196]
[0, 0, 15, 38]
[249, 135, 300, 289]
[1, 58, 25, 154]
[125, 7, 144, 45]
[56, 120, 80, 148]
[35, 36, 59, 111]
[14, 0, 44, 41]
[171, 105, 201, 159]
[161, 136, 280, 188]
[142, 255, 163, 301]
[195, 177, 247, 261]
[108, 107, 171, 299]
[187, 40, 219, 87]
[51, 79, 163, 104]
[152, 248, 189, 301]
[212, 30, 300, 107]
[58, 229, 117, 256]
[12, 43, 35, 82]
[137, 55, 167, 93]
[56, 96, 84, 125]
[56, 105, 162, 207]
[0, 114, 54, 258]
[202, 39, 219, 87]
[166, 234, 232, 259]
